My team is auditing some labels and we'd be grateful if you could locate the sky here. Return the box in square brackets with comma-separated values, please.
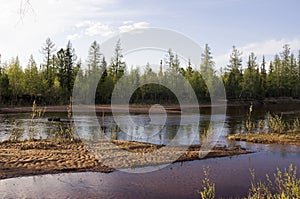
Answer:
[1, 0, 300, 71]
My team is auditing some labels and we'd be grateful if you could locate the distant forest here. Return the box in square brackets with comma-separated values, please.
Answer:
[0, 38, 300, 106]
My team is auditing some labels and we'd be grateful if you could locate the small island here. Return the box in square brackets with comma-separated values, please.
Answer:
[0, 139, 249, 180]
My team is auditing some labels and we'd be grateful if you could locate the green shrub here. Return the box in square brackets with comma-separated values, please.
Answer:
[198, 167, 215, 199]
[198, 164, 300, 199]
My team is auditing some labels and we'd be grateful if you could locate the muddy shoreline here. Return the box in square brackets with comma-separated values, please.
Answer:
[1, 98, 300, 113]
[227, 133, 300, 146]
[0, 139, 250, 180]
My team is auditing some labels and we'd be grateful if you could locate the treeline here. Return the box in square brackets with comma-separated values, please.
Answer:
[0, 38, 300, 106]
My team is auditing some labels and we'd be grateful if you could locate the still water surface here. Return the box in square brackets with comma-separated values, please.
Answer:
[0, 104, 299, 198]
[1, 104, 300, 144]
[0, 143, 299, 198]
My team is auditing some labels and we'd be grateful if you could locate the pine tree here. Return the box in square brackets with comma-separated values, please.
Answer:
[87, 41, 102, 74]
[56, 41, 77, 102]
[273, 54, 282, 96]
[296, 50, 300, 97]
[40, 38, 56, 87]
[7, 57, 24, 104]
[224, 46, 243, 99]
[242, 52, 260, 98]
[109, 39, 126, 84]
[24, 55, 39, 98]
[280, 44, 291, 96]
[200, 44, 217, 98]
[260, 55, 267, 97]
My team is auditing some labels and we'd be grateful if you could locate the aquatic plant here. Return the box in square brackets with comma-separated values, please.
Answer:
[257, 119, 266, 133]
[248, 164, 300, 199]
[28, 100, 46, 140]
[8, 121, 23, 141]
[51, 98, 75, 141]
[292, 118, 300, 132]
[267, 113, 285, 134]
[240, 109, 300, 135]
[198, 164, 300, 199]
[65, 97, 75, 139]
[245, 104, 255, 133]
[198, 167, 215, 199]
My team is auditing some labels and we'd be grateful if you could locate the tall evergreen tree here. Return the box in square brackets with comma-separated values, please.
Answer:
[224, 46, 243, 99]
[24, 55, 39, 98]
[200, 44, 217, 98]
[7, 57, 24, 104]
[86, 41, 102, 74]
[260, 55, 267, 97]
[280, 44, 291, 96]
[109, 39, 126, 84]
[242, 52, 260, 98]
[56, 41, 77, 102]
[41, 38, 56, 87]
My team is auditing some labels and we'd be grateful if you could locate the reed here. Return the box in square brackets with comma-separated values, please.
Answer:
[8, 121, 23, 141]
[267, 113, 285, 134]
[245, 104, 255, 133]
[247, 164, 300, 199]
[198, 166, 215, 199]
[51, 98, 75, 141]
[28, 100, 46, 140]
[198, 164, 300, 199]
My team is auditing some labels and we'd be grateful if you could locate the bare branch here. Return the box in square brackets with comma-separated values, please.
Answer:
[17, 0, 36, 25]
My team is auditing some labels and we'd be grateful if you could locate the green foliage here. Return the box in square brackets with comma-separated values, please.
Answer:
[28, 100, 46, 140]
[50, 98, 75, 141]
[1, 41, 300, 105]
[198, 167, 215, 199]
[198, 164, 300, 199]
[241, 108, 300, 134]
[245, 104, 255, 133]
[257, 119, 266, 133]
[267, 113, 286, 134]
[242, 104, 300, 135]
[248, 165, 300, 199]
[242, 52, 261, 99]
[7, 57, 24, 104]
[8, 121, 23, 141]
[293, 118, 300, 130]
[224, 46, 244, 99]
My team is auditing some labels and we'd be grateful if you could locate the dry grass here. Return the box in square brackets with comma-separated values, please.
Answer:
[227, 133, 300, 146]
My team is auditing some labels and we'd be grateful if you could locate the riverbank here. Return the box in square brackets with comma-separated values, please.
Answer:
[227, 133, 300, 146]
[1, 98, 300, 113]
[0, 139, 249, 180]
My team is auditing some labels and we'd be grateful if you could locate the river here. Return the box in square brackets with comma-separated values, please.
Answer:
[0, 103, 299, 198]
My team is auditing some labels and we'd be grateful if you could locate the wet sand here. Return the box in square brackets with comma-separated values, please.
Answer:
[228, 133, 300, 146]
[0, 139, 249, 180]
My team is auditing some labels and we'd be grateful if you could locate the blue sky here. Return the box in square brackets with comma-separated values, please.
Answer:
[1, 0, 300, 70]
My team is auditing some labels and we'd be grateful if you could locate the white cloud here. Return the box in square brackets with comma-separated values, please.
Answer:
[67, 33, 81, 41]
[0, 0, 120, 66]
[240, 39, 300, 57]
[72, 20, 115, 37]
[215, 38, 300, 69]
[75, 21, 93, 28]
[122, 20, 134, 25]
[70, 20, 150, 39]
[119, 21, 150, 33]
[84, 22, 114, 37]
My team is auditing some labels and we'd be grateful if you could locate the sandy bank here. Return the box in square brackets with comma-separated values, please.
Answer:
[0, 139, 249, 180]
[227, 133, 300, 146]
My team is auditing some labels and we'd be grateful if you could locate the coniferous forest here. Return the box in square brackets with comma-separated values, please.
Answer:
[0, 38, 300, 106]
